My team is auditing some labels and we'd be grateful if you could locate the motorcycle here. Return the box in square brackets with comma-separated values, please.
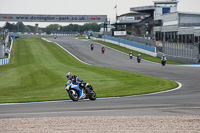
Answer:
[101, 47, 105, 54]
[54, 35, 57, 39]
[137, 54, 141, 63]
[129, 53, 133, 59]
[161, 60, 166, 66]
[65, 80, 96, 101]
[137, 58, 141, 63]
[91, 44, 94, 51]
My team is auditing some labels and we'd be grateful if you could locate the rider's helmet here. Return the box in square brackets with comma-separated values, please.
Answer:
[138, 54, 140, 56]
[66, 72, 72, 80]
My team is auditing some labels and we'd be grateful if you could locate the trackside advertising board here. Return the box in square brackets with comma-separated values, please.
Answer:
[0, 14, 107, 22]
[114, 31, 127, 36]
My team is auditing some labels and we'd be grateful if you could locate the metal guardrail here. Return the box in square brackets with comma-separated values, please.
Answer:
[9, 32, 78, 38]
[157, 42, 200, 64]
[157, 52, 197, 64]
[120, 35, 156, 47]
[93, 32, 156, 47]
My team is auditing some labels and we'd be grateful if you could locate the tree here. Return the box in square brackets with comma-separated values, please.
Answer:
[87, 23, 100, 32]
[3, 22, 15, 31]
[62, 24, 80, 32]
[24, 26, 31, 32]
[25, 25, 35, 32]
[44, 24, 62, 34]
[81, 23, 100, 32]
[3, 22, 29, 32]
[16, 22, 25, 32]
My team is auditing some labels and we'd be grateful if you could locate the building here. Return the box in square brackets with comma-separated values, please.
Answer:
[114, 0, 200, 42]
[153, 0, 200, 43]
[154, 11, 200, 43]
[115, 12, 153, 36]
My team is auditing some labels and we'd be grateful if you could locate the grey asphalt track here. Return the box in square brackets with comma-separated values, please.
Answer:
[0, 37, 200, 118]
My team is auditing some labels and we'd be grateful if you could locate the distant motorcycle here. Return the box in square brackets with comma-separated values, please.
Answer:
[129, 52, 133, 59]
[161, 55, 167, 66]
[91, 44, 94, 51]
[161, 60, 166, 66]
[54, 35, 57, 39]
[65, 80, 96, 101]
[137, 58, 141, 63]
[137, 54, 141, 63]
[102, 47, 105, 54]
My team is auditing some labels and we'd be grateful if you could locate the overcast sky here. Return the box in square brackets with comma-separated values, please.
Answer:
[0, 0, 200, 27]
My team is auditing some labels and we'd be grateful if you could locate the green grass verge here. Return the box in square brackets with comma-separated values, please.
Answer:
[92, 40, 184, 64]
[0, 38, 178, 103]
[78, 37, 87, 39]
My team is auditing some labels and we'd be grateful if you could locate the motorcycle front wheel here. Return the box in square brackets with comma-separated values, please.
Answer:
[68, 90, 79, 101]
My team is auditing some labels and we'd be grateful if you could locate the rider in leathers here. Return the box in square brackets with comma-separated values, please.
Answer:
[161, 55, 167, 66]
[66, 72, 83, 85]
[66, 72, 86, 98]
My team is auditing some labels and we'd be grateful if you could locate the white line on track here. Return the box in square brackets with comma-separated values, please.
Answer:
[176, 64, 200, 67]
[0, 81, 182, 106]
[41, 38, 53, 42]
[54, 42, 91, 66]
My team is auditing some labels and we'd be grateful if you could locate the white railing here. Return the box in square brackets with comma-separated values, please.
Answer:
[0, 38, 13, 65]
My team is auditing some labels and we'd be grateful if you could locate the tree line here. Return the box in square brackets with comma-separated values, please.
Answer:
[1, 22, 101, 34]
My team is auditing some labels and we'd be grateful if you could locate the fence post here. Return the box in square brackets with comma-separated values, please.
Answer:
[198, 44, 200, 60]
[0, 41, 4, 59]
[163, 41, 165, 53]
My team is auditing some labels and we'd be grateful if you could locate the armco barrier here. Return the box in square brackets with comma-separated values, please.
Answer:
[102, 35, 157, 57]
[0, 38, 13, 65]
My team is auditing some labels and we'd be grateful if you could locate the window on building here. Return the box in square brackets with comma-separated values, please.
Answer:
[154, 20, 163, 26]
[135, 16, 141, 20]
[155, 3, 177, 7]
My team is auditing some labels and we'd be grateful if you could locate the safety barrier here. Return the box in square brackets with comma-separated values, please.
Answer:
[0, 38, 13, 65]
[102, 35, 157, 57]
[9, 32, 78, 36]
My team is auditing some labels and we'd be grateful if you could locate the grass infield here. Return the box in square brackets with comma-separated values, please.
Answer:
[0, 38, 178, 103]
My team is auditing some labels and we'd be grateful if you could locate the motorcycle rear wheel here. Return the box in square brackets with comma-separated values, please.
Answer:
[89, 90, 96, 101]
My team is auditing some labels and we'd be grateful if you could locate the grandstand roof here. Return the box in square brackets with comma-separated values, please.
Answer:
[130, 5, 155, 14]
[118, 12, 150, 17]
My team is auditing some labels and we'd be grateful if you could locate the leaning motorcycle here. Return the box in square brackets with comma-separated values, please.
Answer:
[65, 80, 96, 101]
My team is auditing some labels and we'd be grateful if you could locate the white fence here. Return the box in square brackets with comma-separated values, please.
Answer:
[0, 38, 13, 65]
[95, 36, 157, 57]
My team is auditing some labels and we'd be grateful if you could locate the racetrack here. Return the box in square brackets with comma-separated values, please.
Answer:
[1, 37, 200, 132]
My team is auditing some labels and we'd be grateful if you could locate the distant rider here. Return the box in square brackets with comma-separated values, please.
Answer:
[129, 52, 133, 59]
[102, 47, 105, 54]
[54, 35, 57, 39]
[91, 44, 94, 51]
[161, 55, 167, 66]
[137, 54, 141, 63]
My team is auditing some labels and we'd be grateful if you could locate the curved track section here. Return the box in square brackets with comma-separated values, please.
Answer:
[1, 37, 200, 118]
